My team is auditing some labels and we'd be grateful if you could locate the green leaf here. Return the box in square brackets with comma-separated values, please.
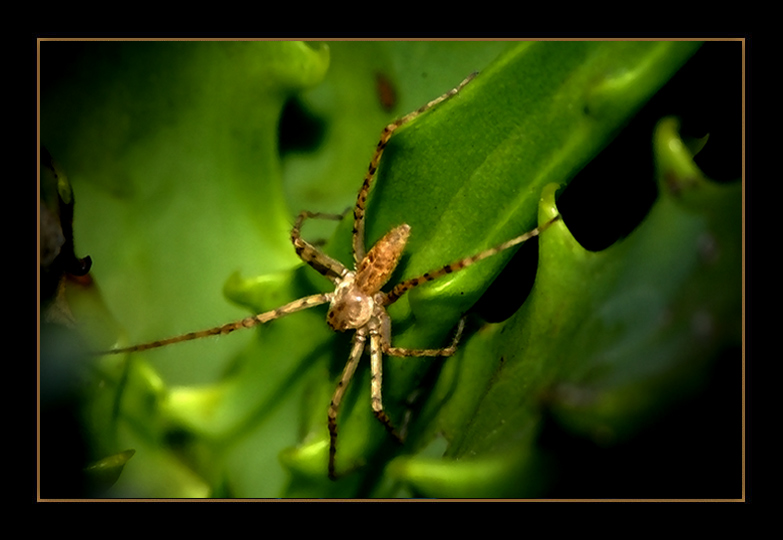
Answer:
[390, 161, 741, 497]
[40, 40, 740, 498]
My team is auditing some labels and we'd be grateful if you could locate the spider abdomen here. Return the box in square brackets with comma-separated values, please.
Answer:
[354, 223, 411, 295]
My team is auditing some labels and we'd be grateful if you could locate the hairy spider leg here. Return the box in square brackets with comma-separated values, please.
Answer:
[383, 215, 561, 306]
[327, 332, 367, 479]
[291, 210, 350, 282]
[369, 330, 403, 439]
[326, 314, 467, 478]
[379, 311, 466, 358]
[351, 72, 478, 265]
[105, 292, 332, 354]
[370, 313, 465, 439]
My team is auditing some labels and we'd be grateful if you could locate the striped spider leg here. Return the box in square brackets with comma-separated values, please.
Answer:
[104, 71, 560, 481]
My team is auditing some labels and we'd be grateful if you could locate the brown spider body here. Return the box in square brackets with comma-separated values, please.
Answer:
[105, 72, 559, 480]
[327, 223, 410, 332]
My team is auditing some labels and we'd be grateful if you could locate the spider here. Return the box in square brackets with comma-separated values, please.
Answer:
[106, 72, 560, 480]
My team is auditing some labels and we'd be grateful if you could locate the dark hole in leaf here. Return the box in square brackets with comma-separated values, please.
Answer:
[278, 96, 327, 156]
[472, 237, 540, 323]
[474, 42, 743, 323]
[558, 41, 742, 253]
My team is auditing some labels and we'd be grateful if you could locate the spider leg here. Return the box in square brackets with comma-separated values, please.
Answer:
[362, 314, 465, 449]
[380, 312, 466, 358]
[103, 292, 332, 355]
[369, 330, 404, 443]
[383, 215, 560, 306]
[291, 210, 350, 283]
[352, 72, 478, 266]
[328, 331, 367, 480]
